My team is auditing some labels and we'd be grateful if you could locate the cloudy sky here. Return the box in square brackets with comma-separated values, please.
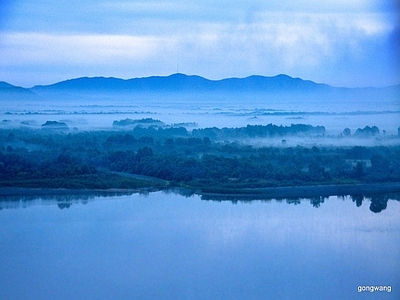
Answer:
[0, 0, 399, 87]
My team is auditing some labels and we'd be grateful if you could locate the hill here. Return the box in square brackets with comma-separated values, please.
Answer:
[31, 73, 332, 94]
[1, 74, 398, 101]
[0, 81, 37, 99]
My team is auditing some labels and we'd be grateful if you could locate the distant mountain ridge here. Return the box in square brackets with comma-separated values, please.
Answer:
[0, 81, 37, 99]
[31, 73, 333, 94]
[1, 74, 399, 100]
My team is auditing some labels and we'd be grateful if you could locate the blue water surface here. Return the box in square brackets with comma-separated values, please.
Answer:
[0, 192, 399, 300]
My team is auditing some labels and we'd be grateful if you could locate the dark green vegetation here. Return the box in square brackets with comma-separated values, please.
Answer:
[1, 123, 399, 193]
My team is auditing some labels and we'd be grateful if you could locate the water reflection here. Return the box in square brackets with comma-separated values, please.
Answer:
[0, 190, 135, 210]
[350, 193, 398, 213]
[310, 197, 325, 208]
[0, 191, 399, 300]
[369, 195, 389, 213]
[1, 189, 399, 214]
[200, 192, 400, 213]
[351, 194, 364, 207]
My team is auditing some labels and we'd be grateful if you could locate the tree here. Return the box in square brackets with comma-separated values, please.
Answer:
[343, 128, 351, 136]
[370, 154, 389, 173]
[308, 160, 326, 181]
[6, 132, 16, 142]
[136, 147, 153, 161]
[353, 161, 364, 179]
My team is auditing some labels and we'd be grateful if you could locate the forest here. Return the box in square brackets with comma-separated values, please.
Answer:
[0, 120, 400, 195]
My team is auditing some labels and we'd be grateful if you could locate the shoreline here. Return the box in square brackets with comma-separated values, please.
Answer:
[0, 187, 160, 197]
[199, 182, 400, 200]
[1, 182, 400, 200]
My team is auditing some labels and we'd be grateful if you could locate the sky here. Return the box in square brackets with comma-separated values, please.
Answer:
[0, 0, 399, 88]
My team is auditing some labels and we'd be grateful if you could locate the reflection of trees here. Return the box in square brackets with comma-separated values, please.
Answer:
[200, 192, 400, 214]
[0, 191, 134, 210]
[351, 194, 364, 207]
[57, 202, 71, 209]
[368, 195, 388, 213]
[164, 188, 195, 198]
[310, 197, 325, 208]
[2, 190, 400, 213]
[286, 198, 301, 205]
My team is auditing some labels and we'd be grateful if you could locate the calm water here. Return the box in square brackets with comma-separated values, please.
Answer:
[0, 192, 399, 300]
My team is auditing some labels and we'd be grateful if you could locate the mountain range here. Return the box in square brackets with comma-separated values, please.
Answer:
[1, 73, 399, 99]
[0, 81, 36, 97]
[31, 73, 332, 93]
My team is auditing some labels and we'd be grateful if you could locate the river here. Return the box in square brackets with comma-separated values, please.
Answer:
[0, 191, 399, 299]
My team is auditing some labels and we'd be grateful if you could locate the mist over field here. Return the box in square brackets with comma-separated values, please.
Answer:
[1, 74, 399, 147]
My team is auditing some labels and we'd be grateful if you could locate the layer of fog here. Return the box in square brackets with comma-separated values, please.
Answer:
[1, 91, 399, 146]
[230, 136, 400, 148]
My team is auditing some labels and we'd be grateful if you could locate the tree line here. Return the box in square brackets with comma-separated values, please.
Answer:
[0, 125, 399, 190]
